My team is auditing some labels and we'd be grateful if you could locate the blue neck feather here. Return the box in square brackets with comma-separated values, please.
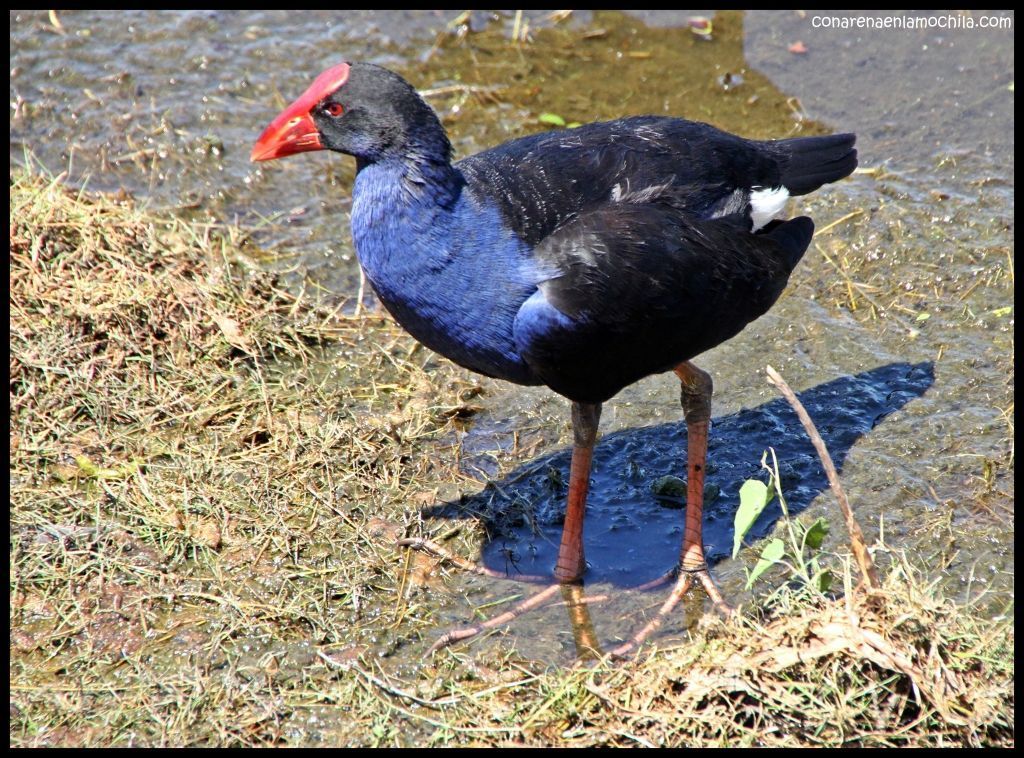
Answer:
[350, 156, 540, 384]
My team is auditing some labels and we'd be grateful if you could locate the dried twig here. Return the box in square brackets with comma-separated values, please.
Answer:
[765, 365, 881, 591]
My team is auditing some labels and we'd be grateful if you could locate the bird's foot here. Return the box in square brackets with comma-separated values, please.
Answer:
[399, 537, 608, 656]
[610, 563, 733, 659]
[424, 583, 563, 656]
[423, 583, 611, 657]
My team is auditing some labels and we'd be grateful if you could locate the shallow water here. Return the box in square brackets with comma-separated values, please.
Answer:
[11, 10, 1013, 665]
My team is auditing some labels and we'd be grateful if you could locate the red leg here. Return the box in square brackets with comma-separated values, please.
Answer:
[407, 401, 601, 655]
[554, 402, 601, 583]
[676, 365, 713, 576]
[612, 362, 731, 658]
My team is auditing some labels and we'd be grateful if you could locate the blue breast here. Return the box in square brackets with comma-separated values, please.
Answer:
[350, 160, 542, 385]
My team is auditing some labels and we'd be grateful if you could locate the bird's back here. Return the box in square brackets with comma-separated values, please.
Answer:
[457, 116, 855, 246]
[456, 118, 858, 402]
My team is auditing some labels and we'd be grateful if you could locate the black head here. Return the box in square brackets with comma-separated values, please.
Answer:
[251, 62, 450, 165]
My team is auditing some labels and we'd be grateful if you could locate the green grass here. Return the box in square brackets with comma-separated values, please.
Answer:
[9, 168, 1013, 746]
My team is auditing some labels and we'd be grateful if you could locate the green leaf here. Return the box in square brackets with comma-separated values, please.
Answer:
[74, 454, 139, 480]
[74, 454, 100, 477]
[732, 479, 773, 558]
[746, 538, 785, 589]
[538, 112, 567, 127]
[915, 311, 931, 322]
[816, 569, 834, 594]
[804, 517, 830, 550]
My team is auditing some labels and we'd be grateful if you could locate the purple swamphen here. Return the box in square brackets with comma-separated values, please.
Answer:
[252, 62, 857, 654]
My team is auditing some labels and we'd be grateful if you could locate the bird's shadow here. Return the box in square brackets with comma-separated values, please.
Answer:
[418, 362, 934, 587]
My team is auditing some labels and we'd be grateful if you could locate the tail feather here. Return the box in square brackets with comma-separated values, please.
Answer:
[762, 216, 814, 270]
[776, 133, 858, 196]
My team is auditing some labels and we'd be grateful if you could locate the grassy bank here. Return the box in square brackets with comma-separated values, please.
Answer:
[9, 169, 1013, 747]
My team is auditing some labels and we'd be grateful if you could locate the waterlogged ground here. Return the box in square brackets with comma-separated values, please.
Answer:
[11, 9, 1013, 677]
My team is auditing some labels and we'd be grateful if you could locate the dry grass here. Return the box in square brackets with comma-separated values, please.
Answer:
[9, 169, 1013, 746]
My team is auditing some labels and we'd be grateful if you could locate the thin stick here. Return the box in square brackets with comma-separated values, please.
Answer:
[354, 265, 367, 318]
[420, 84, 506, 99]
[397, 537, 550, 584]
[765, 365, 881, 591]
[814, 208, 865, 236]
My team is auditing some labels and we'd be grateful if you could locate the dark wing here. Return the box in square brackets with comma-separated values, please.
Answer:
[458, 116, 855, 246]
[458, 117, 778, 246]
[512, 194, 814, 403]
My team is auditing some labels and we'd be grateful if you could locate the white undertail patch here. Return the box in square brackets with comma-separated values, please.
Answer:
[750, 186, 790, 231]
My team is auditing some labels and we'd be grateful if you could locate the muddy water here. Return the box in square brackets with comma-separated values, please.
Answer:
[11, 10, 1013, 662]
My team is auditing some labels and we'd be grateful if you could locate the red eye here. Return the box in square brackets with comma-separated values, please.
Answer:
[325, 102, 343, 117]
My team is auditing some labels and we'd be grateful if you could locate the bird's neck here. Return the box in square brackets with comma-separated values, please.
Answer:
[353, 122, 462, 212]
[349, 148, 471, 310]
[355, 105, 460, 203]
[351, 152, 462, 250]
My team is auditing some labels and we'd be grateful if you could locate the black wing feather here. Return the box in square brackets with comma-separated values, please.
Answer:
[458, 116, 783, 246]
[513, 194, 813, 402]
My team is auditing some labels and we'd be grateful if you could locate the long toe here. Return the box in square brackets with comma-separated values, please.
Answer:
[610, 566, 733, 659]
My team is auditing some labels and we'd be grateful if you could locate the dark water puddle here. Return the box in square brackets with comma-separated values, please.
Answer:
[478, 363, 934, 583]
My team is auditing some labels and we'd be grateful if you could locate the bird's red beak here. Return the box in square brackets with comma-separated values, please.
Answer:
[251, 63, 351, 162]
[250, 108, 321, 162]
